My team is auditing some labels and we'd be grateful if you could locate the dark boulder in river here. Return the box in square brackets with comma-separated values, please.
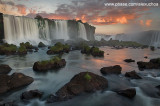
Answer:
[38, 42, 46, 48]
[137, 58, 160, 70]
[0, 73, 34, 94]
[47, 72, 108, 103]
[124, 59, 135, 63]
[21, 89, 43, 100]
[116, 88, 136, 99]
[33, 56, 66, 72]
[0, 64, 12, 74]
[125, 71, 142, 79]
[100, 65, 122, 75]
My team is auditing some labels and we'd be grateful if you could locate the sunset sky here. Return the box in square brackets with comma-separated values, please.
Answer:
[0, 0, 160, 34]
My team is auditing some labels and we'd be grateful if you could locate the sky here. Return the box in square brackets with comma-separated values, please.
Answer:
[0, 0, 160, 34]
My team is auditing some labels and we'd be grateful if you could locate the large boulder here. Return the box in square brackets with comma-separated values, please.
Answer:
[137, 61, 159, 70]
[0, 73, 34, 94]
[33, 57, 66, 72]
[47, 72, 108, 103]
[124, 59, 135, 63]
[21, 90, 43, 100]
[100, 65, 122, 75]
[137, 58, 160, 70]
[116, 88, 136, 99]
[0, 64, 12, 74]
[125, 71, 142, 79]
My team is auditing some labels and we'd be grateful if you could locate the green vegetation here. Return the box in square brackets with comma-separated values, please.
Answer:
[20, 42, 33, 49]
[37, 56, 61, 66]
[18, 45, 27, 53]
[81, 43, 104, 57]
[84, 72, 92, 81]
[49, 42, 70, 54]
[0, 43, 17, 52]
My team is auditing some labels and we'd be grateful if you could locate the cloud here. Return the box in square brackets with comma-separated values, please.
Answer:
[139, 19, 152, 27]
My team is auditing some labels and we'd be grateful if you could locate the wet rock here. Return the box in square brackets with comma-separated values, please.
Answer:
[47, 72, 108, 103]
[125, 71, 142, 79]
[0, 101, 17, 106]
[33, 57, 66, 72]
[27, 49, 33, 52]
[144, 56, 148, 59]
[124, 59, 135, 63]
[0, 64, 12, 74]
[137, 58, 160, 70]
[21, 89, 43, 100]
[156, 85, 160, 96]
[116, 88, 136, 99]
[38, 42, 46, 48]
[100, 65, 122, 75]
[47, 95, 62, 103]
[0, 73, 34, 94]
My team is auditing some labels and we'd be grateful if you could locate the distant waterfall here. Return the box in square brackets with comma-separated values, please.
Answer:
[2, 14, 92, 45]
[78, 22, 88, 40]
[107, 30, 160, 47]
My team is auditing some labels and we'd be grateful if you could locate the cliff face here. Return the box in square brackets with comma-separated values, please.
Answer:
[0, 13, 4, 40]
[84, 23, 95, 41]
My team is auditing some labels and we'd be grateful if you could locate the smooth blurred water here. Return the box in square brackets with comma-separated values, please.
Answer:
[0, 47, 160, 106]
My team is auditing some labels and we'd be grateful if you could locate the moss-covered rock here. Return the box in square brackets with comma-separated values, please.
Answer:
[18, 45, 27, 55]
[47, 72, 108, 103]
[0, 43, 17, 55]
[81, 44, 104, 57]
[47, 42, 70, 55]
[20, 42, 33, 49]
[33, 56, 66, 72]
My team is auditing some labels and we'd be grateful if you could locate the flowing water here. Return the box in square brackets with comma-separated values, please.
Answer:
[0, 47, 160, 106]
[3, 15, 89, 45]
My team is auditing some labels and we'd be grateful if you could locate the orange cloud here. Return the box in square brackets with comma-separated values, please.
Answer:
[139, 19, 152, 27]
[116, 16, 128, 24]
[146, 20, 152, 27]
[16, 5, 27, 15]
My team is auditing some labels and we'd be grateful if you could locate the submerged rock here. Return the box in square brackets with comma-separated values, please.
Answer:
[47, 72, 108, 103]
[33, 56, 66, 72]
[0, 73, 34, 94]
[116, 88, 136, 99]
[38, 42, 46, 48]
[21, 89, 43, 100]
[125, 71, 142, 79]
[0, 64, 12, 74]
[100, 65, 122, 75]
[124, 59, 135, 63]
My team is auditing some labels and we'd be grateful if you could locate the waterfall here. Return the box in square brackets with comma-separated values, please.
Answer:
[106, 30, 160, 47]
[2, 14, 93, 45]
[3, 15, 43, 45]
[78, 22, 88, 40]
[55, 20, 69, 40]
